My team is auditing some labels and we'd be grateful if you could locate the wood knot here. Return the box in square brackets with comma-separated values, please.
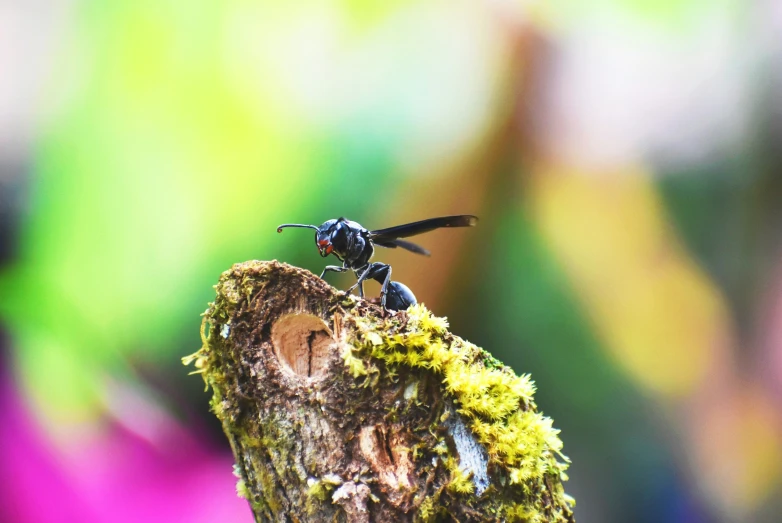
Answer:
[271, 314, 333, 378]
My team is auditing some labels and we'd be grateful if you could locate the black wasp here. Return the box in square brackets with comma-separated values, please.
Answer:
[277, 215, 477, 311]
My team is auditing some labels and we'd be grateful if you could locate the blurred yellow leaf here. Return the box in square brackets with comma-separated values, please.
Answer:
[527, 166, 726, 397]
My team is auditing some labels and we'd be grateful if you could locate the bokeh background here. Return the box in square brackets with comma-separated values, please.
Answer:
[2, 0, 782, 521]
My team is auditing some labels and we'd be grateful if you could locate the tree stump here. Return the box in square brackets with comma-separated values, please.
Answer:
[184, 260, 575, 522]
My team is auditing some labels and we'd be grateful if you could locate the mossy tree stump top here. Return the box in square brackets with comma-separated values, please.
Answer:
[185, 260, 575, 522]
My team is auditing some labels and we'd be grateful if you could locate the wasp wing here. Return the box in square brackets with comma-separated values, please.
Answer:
[374, 238, 431, 256]
[370, 215, 478, 243]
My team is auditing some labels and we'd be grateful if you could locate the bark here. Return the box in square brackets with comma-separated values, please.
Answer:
[186, 260, 575, 522]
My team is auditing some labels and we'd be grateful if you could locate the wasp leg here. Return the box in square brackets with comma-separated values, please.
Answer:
[349, 268, 367, 298]
[320, 265, 348, 279]
[348, 263, 393, 308]
[353, 263, 392, 309]
[347, 265, 373, 297]
[377, 265, 392, 310]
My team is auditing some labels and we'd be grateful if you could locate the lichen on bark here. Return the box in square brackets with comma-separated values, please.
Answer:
[184, 260, 575, 522]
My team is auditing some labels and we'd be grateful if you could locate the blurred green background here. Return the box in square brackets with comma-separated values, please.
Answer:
[1, 0, 782, 521]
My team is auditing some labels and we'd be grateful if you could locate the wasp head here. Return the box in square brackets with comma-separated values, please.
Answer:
[316, 219, 349, 258]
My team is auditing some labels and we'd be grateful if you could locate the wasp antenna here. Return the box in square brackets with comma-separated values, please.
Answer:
[276, 224, 320, 233]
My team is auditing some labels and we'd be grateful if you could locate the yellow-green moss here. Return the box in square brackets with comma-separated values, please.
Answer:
[232, 464, 250, 500]
[307, 473, 342, 501]
[417, 495, 437, 521]
[444, 457, 475, 495]
[344, 303, 572, 514]
[307, 478, 328, 501]
[181, 315, 211, 379]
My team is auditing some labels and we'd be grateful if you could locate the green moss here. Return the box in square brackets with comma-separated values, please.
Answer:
[344, 303, 573, 518]
[253, 461, 283, 514]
